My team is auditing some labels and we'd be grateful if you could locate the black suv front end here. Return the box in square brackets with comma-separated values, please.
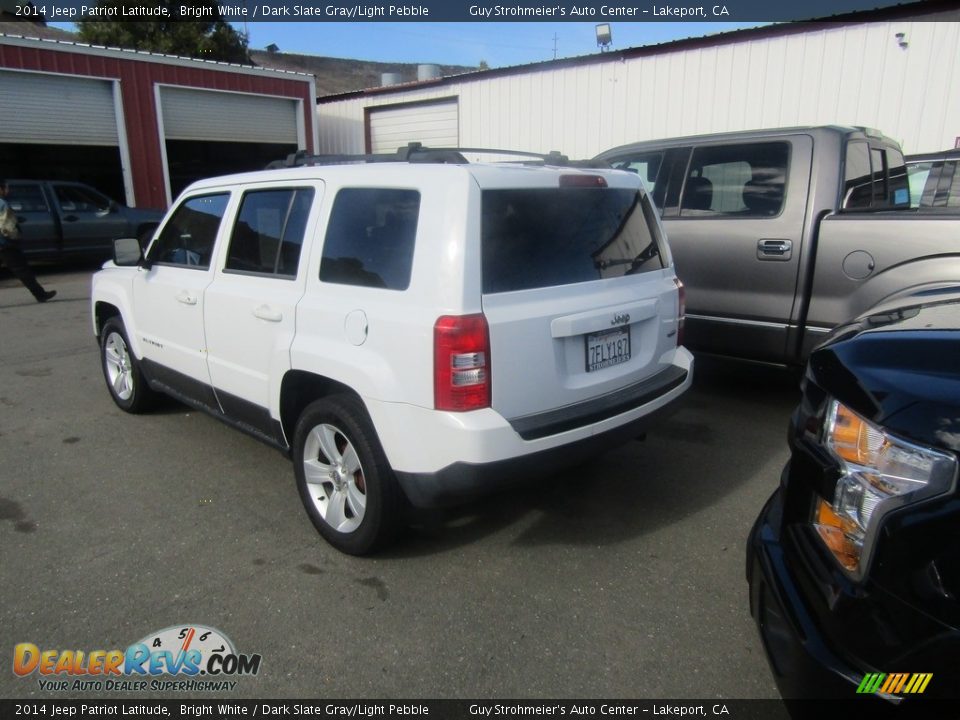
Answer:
[747, 297, 960, 708]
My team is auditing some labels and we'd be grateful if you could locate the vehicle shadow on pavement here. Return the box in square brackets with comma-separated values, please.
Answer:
[387, 356, 802, 557]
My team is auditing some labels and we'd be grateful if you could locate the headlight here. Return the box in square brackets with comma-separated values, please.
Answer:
[812, 399, 957, 578]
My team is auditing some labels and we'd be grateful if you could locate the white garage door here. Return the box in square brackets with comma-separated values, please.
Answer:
[160, 87, 299, 144]
[0, 70, 118, 145]
[369, 99, 458, 153]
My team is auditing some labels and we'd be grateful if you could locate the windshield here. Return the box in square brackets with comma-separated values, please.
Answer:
[481, 188, 666, 294]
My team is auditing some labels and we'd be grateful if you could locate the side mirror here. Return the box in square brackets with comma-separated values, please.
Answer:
[113, 237, 144, 267]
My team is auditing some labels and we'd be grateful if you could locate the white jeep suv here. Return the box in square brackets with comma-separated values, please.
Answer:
[92, 153, 693, 554]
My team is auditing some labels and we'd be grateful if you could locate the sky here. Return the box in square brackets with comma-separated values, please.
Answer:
[48, 21, 768, 68]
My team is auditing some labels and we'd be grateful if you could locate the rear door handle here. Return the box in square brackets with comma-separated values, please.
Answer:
[757, 238, 793, 261]
[176, 291, 198, 306]
[253, 305, 282, 323]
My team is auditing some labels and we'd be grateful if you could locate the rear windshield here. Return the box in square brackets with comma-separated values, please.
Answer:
[481, 188, 665, 294]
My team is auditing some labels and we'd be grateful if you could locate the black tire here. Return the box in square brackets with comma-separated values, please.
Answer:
[100, 318, 156, 414]
[293, 394, 401, 555]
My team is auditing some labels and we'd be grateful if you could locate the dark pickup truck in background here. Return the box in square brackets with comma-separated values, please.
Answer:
[6, 180, 164, 261]
[597, 126, 960, 365]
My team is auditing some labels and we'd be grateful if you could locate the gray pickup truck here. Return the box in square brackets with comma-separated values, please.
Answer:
[6, 180, 164, 260]
[597, 126, 960, 364]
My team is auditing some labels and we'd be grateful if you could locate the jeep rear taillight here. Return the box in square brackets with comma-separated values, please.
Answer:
[434, 314, 491, 412]
[674, 277, 686, 347]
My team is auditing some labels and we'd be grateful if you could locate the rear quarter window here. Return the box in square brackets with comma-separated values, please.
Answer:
[319, 188, 419, 291]
[482, 187, 665, 294]
[843, 142, 910, 210]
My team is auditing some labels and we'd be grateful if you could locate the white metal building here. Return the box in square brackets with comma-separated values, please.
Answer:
[317, 4, 960, 157]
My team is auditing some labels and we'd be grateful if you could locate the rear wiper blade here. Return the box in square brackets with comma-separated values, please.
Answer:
[594, 240, 660, 273]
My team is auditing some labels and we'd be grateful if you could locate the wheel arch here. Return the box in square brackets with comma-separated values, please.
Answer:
[848, 255, 960, 320]
[279, 370, 363, 448]
[94, 301, 122, 340]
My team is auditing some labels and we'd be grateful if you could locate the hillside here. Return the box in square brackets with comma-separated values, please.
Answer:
[251, 50, 474, 96]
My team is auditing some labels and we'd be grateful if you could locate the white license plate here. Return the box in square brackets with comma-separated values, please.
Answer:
[586, 327, 631, 372]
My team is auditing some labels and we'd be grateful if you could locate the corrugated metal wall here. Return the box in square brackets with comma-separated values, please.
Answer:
[318, 20, 960, 156]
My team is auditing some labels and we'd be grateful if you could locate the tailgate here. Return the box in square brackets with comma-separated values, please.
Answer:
[480, 185, 683, 423]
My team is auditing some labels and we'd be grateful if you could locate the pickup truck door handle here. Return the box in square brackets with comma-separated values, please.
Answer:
[63, 215, 79, 222]
[757, 238, 793, 261]
[175, 291, 198, 306]
[253, 305, 283, 323]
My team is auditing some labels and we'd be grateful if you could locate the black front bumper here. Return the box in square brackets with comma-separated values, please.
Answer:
[747, 483, 866, 701]
[747, 469, 960, 716]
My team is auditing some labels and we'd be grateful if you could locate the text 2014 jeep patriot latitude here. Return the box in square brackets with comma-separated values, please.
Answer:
[91, 155, 692, 554]
[598, 126, 960, 365]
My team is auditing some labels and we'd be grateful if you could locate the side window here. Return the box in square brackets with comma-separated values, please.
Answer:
[886, 148, 910, 208]
[870, 148, 887, 207]
[607, 152, 664, 197]
[320, 188, 420, 291]
[843, 143, 910, 210]
[224, 188, 314, 278]
[54, 185, 111, 213]
[6, 184, 49, 212]
[606, 148, 690, 214]
[148, 193, 229, 269]
[907, 161, 935, 208]
[842, 141, 873, 210]
[679, 142, 788, 217]
[939, 161, 960, 209]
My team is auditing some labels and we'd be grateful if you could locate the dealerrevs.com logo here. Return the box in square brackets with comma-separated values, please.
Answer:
[13, 625, 262, 692]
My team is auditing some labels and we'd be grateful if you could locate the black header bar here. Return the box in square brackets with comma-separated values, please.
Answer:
[6, 0, 952, 23]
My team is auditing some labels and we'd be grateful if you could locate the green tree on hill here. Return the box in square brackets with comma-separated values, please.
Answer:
[77, 0, 250, 64]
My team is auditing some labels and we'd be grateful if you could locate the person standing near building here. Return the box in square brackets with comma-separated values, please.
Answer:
[0, 180, 56, 303]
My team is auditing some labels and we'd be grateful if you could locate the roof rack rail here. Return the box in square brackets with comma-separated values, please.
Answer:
[266, 142, 609, 169]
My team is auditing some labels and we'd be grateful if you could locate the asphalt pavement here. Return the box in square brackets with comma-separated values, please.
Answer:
[0, 264, 796, 700]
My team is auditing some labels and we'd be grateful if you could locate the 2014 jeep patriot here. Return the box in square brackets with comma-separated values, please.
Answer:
[91, 152, 692, 554]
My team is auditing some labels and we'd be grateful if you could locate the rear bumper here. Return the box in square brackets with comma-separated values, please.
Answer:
[375, 349, 692, 507]
[396, 394, 683, 507]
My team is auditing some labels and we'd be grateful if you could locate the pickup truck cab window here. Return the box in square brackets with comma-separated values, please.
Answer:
[225, 188, 314, 278]
[920, 160, 959, 209]
[319, 188, 420, 291]
[148, 193, 229, 269]
[609, 152, 663, 196]
[842, 142, 910, 210]
[7, 183, 49, 212]
[885, 148, 909, 207]
[679, 142, 789, 217]
[54, 184, 111, 214]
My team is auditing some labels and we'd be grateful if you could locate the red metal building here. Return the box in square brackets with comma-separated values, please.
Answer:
[0, 31, 317, 209]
